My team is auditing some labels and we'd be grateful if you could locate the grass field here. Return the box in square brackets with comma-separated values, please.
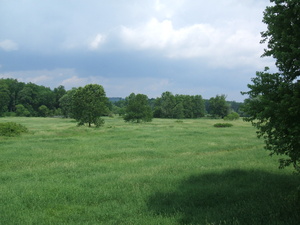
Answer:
[0, 117, 299, 225]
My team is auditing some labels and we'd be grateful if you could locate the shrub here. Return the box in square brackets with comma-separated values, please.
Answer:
[224, 112, 240, 121]
[214, 123, 233, 128]
[95, 118, 105, 127]
[0, 122, 28, 137]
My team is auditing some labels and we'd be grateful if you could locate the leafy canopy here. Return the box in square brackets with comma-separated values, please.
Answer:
[242, 0, 300, 171]
[72, 84, 109, 127]
[124, 93, 153, 123]
[209, 95, 229, 118]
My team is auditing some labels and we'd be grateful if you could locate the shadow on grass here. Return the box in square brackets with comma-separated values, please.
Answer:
[148, 169, 300, 225]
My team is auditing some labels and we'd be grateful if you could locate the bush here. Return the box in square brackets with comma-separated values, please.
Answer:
[214, 123, 233, 128]
[0, 122, 28, 137]
[95, 118, 105, 127]
[224, 112, 240, 121]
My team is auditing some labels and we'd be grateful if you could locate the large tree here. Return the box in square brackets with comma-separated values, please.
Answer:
[209, 95, 229, 118]
[242, 0, 300, 171]
[124, 93, 153, 123]
[72, 84, 109, 127]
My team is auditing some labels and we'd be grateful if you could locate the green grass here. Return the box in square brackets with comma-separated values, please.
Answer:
[0, 117, 299, 225]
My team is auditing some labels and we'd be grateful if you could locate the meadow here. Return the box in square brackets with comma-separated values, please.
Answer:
[0, 117, 299, 225]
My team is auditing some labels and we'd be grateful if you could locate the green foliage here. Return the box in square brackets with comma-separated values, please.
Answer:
[59, 88, 77, 118]
[0, 82, 10, 116]
[243, 69, 300, 170]
[72, 84, 108, 127]
[243, 0, 300, 171]
[261, 0, 300, 79]
[0, 78, 65, 117]
[0, 122, 28, 136]
[213, 123, 233, 128]
[209, 94, 230, 118]
[53, 85, 66, 108]
[160, 91, 176, 118]
[38, 105, 49, 117]
[124, 93, 153, 123]
[94, 117, 105, 127]
[15, 104, 30, 117]
[224, 112, 240, 121]
[153, 92, 206, 119]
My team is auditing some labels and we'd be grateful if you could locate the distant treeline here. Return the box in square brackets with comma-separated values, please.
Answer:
[112, 92, 244, 119]
[0, 78, 243, 118]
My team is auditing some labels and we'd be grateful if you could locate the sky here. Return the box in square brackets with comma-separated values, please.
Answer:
[0, 0, 275, 102]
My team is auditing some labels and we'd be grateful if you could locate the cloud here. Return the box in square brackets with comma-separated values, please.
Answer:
[153, 0, 185, 19]
[120, 18, 265, 68]
[61, 76, 88, 88]
[0, 68, 78, 88]
[0, 39, 18, 51]
[88, 34, 106, 50]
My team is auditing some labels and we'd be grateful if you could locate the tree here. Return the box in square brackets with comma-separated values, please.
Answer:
[0, 78, 25, 113]
[59, 88, 77, 118]
[173, 101, 184, 119]
[242, 0, 300, 171]
[38, 105, 49, 117]
[0, 82, 10, 116]
[160, 91, 176, 118]
[72, 84, 109, 127]
[124, 93, 153, 123]
[209, 95, 229, 118]
[15, 104, 30, 117]
[53, 85, 66, 109]
[192, 95, 206, 118]
[19, 83, 56, 112]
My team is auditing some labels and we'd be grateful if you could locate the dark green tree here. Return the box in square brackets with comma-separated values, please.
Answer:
[59, 88, 77, 118]
[173, 101, 184, 119]
[17, 83, 39, 116]
[153, 97, 163, 118]
[53, 85, 66, 109]
[72, 84, 109, 127]
[0, 82, 10, 116]
[124, 93, 153, 123]
[38, 105, 49, 117]
[192, 95, 206, 118]
[15, 104, 30, 117]
[160, 91, 176, 118]
[209, 95, 229, 118]
[242, 0, 300, 171]
[0, 78, 25, 113]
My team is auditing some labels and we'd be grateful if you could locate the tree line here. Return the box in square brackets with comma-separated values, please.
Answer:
[113, 91, 243, 119]
[0, 78, 243, 121]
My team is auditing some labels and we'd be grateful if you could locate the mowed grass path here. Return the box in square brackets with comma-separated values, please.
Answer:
[0, 117, 299, 224]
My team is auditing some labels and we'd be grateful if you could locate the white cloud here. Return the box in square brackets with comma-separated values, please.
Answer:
[61, 76, 88, 88]
[0, 39, 18, 51]
[0, 68, 78, 88]
[153, 0, 185, 19]
[121, 17, 266, 68]
[30, 75, 53, 84]
[88, 34, 106, 50]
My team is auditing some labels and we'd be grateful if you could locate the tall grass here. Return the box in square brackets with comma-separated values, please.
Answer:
[0, 117, 299, 224]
